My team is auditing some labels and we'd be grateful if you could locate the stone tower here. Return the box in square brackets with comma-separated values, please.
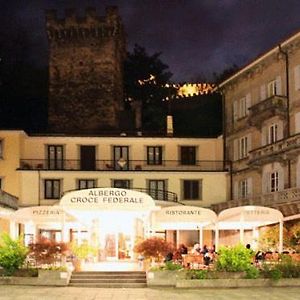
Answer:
[46, 6, 126, 133]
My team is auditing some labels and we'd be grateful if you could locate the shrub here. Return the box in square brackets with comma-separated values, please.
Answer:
[70, 241, 97, 261]
[216, 244, 254, 272]
[28, 237, 68, 266]
[164, 261, 183, 270]
[186, 269, 208, 279]
[134, 237, 174, 261]
[0, 233, 28, 275]
[245, 265, 260, 279]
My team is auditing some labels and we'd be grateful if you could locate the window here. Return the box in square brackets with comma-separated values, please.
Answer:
[267, 79, 277, 97]
[270, 172, 279, 192]
[183, 180, 202, 200]
[239, 180, 248, 199]
[268, 123, 278, 144]
[0, 140, 3, 158]
[180, 146, 196, 165]
[295, 112, 300, 133]
[77, 179, 96, 190]
[267, 77, 282, 97]
[147, 146, 162, 165]
[113, 180, 130, 189]
[47, 145, 64, 170]
[44, 179, 61, 199]
[233, 94, 251, 121]
[148, 180, 166, 200]
[0, 178, 2, 190]
[294, 65, 300, 91]
[238, 136, 248, 159]
[234, 135, 252, 161]
[114, 146, 129, 170]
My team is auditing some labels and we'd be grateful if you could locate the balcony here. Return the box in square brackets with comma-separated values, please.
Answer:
[211, 187, 300, 217]
[0, 190, 18, 210]
[18, 159, 228, 172]
[248, 95, 287, 128]
[249, 133, 300, 166]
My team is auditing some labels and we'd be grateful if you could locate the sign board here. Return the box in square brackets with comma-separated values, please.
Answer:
[59, 188, 156, 211]
[10, 206, 74, 223]
[217, 206, 283, 229]
[152, 205, 217, 230]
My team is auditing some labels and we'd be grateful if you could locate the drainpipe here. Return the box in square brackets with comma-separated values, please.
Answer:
[278, 45, 291, 188]
[278, 44, 290, 137]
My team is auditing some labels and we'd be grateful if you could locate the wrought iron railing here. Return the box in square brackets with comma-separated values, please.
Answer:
[0, 190, 18, 210]
[19, 159, 228, 172]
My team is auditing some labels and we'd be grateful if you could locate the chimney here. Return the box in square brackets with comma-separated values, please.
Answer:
[166, 115, 173, 136]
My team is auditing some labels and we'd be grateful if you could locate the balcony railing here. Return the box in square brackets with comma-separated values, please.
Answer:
[248, 95, 287, 128]
[19, 159, 228, 172]
[249, 133, 300, 166]
[62, 187, 178, 203]
[0, 190, 18, 210]
[211, 187, 300, 214]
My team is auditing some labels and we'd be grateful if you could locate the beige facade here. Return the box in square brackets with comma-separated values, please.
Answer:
[213, 31, 300, 218]
[0, 131, 228, 209]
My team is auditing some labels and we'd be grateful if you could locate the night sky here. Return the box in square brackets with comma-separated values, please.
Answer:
[2, 0, 300, 82]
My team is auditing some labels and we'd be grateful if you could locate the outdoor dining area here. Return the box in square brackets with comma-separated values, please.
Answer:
[150, 205, 288, 270]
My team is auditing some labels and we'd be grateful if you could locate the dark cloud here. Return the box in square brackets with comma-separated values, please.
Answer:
[2, 0, 300, 82]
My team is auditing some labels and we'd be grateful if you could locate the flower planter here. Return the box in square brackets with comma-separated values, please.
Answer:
[0, 269, 72, 286]
[176, 278, 300, 288]
[147, 270, 187, 287]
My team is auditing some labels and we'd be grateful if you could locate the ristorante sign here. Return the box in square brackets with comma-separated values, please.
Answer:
[154, 205, 217, 224]
[59, 188, 156, 211]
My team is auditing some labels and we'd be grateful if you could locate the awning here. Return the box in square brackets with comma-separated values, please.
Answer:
[217, 205, 283, 230]
[10, 206, 76, 223]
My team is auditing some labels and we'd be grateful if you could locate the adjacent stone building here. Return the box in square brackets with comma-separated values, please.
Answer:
[213, 31, 300, 219]
[46, 6, 126, 133]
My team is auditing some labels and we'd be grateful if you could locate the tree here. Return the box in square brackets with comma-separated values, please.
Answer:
[124, 44, 175, 131]
[134, 237, 174, 261]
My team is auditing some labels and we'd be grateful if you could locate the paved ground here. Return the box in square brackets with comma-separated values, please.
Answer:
[0, 286, 300, 300]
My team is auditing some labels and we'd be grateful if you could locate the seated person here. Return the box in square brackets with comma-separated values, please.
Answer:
[164, 252, 173, 262]
[191, 243, 201, 255]
[178, 244, 188, 255]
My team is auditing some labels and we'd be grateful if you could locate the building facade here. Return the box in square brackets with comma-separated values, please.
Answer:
[213, 31, 300, 219]
[0, 130, 228, 250]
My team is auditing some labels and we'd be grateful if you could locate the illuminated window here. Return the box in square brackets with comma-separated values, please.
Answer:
[113, 180, 130, 189]
[47, 145, 64, 170]
[180, 146, 196, 165]
[183, 180, 202, 200]
[148, 180, 166, 200]
[44, 179, 61, 199]
[77, 179, 96, 190]
[147, 146, 162, 165]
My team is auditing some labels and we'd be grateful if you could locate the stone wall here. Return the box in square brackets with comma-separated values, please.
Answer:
[46, 6, 126, 133]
